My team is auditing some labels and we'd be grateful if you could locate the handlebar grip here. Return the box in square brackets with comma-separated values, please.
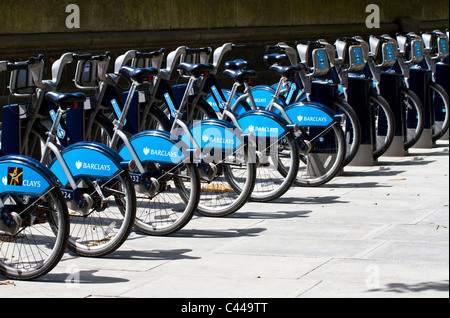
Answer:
[232, 44, 247, 50]
[7, 62, 29, 71]
[92, 51, 111, 61]
[73, 53, 93, 62]
[186, 47, 212, 54]
[135, 48, 166, 59]
[265, 45, 281, 52]
[26, 54, 45, 65]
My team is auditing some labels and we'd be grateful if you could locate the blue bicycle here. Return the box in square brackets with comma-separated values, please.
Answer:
[205, 43, 346, 187]
[1, 61, 70, 280]
[1, 55, 137, 257]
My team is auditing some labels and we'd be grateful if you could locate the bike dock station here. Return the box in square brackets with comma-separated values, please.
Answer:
[379, 71, 409, 157]
[408, 67, 434, 148]
[346, 76, 376, 166]
[435, 62, 449, 140]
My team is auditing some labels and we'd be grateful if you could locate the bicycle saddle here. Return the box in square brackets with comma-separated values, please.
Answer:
[45, 91, 86, 109]
[269, 65, 300, 78]
[223, 69, 257, 83]
[119, 66, 158, 83]
[177, 62, 214, 77]
[263, 53, 289, 66]
[224, 59, 249, 70]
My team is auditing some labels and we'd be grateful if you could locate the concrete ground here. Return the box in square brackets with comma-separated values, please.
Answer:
[1, 140, 448, 299]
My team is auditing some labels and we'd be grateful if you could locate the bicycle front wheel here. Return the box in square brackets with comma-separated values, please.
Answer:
[334, 98, 361, 166]
[402, 88, 425, 150]
[430, 83, 449, 142]
[0, 187, 70, 280]
[371, 92, 395, 160]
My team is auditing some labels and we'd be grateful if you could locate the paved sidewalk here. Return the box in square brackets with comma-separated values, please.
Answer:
[1, 141, 449, 299]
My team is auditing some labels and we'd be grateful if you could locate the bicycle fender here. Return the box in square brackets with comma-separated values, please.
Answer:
[236, 110, 290, 138]
[0, 155, 57, 196]
[250, 85, 278, 108]
[118, 130, 187, 165]
[180, 119, 244, 152]
[284, 101, 336, 127]
[48, 142, 122, 187]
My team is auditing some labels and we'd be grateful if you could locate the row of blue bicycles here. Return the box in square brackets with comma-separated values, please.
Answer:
[1, 29, 448, 280]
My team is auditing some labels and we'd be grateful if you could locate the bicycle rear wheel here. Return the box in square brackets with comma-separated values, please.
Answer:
[133, 162, 200, 235]
[251, 132, 299, 202]
[67, 170, 136, 257]
[295, 122, 346, 187]
[0, 187, 69, 280]
[196, 147, 257, 217]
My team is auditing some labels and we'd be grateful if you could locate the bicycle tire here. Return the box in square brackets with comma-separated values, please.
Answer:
[370, 92, 396, 160]
[27, 125, 137, 257]
[66, 170, 136, 257]
[429, 83, 450, 142]
[334, 98, 362, 166]
[140, 103, 172, 132]
[294, 122, 346, 187]
[402, 88, 425, 150]
[85, 113, 115, 145]
[250, 131, 299, 202]
[175, 98, 256, 217]
[197, 157, 257, 217]
[0, 187, 70, 280]
[133, 162, 200, 236]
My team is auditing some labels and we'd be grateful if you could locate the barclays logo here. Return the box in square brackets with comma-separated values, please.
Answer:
[202, 135, 235, 145]
[75, 160, 111, 172]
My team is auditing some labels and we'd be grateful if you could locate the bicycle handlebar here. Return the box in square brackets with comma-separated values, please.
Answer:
[185, 47, 212, 54]
[135, 48, 166, 59]
[92, 51, 111, 61]
[73, 53, 93, 62]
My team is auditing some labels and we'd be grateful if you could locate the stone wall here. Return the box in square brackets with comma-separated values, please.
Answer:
[0, 0, 448, 107]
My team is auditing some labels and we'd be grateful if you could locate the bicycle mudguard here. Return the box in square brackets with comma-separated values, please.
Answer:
[284, 101, 337, 128]
[236, 109, 292, 138]
[117, 130, 187, 165]
[180, 119, 244, 152]
[0, 155, 57, 196]
[250, 85, 279, 109]
[48, 142, 123, 187]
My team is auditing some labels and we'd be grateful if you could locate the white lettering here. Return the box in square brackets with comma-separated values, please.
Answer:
[366, 4, 380, 29]
[82, 163, 111, 172]
[181, 302, 215, 315]
[65, 4, 80, 29]
[23, 180, 42, 188]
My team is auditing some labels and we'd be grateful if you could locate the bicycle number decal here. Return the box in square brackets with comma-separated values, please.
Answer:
[60, 189, 74, 200]
[49, 109, 66, 139]
[111, 99, 126, 125]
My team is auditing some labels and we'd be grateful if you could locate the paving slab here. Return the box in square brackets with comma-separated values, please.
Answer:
[1, 141, 448, 300]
